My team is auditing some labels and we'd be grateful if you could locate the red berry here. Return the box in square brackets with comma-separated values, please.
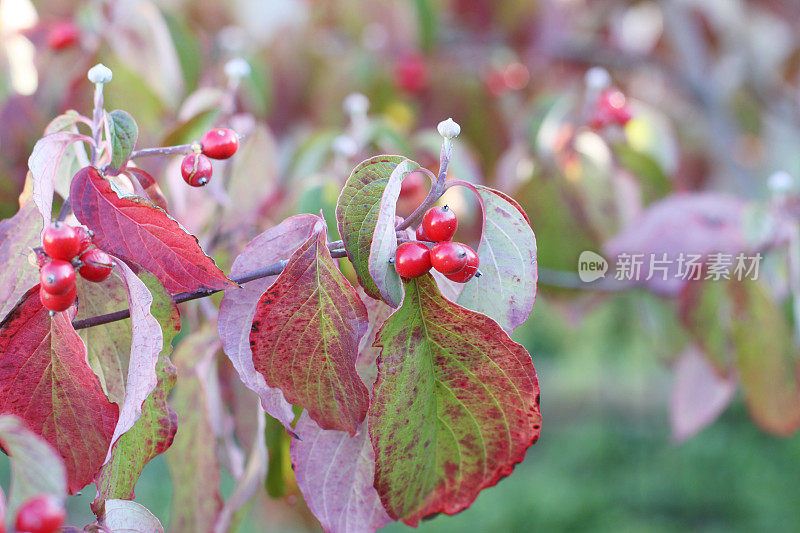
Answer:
[394, 242, 432, 279]
[200, 128, 239, 159]
[444, 245, 479, 283]
[590, 89, 632, 129]
[75, 226, 93, 254]
[430, 242, 468, 275]
[78, 249, 114, 283]
[421, 205, 458, 242]
[46, 21, 80, 50]
[14, 495, 65, 533]
[42, 222, 80, 261]
[395, 53, 428, 94]
[415, 224, 429, 242]
[39, 260, 76, 295]
[39, 285, 76, 313]
[181, 153, 213, 187]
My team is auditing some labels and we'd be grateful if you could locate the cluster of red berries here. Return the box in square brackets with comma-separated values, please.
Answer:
[589, 88, 632, 130]
[180, 127, 240, 187]
[394, 206, 480, 283]
[37, 222, 113, 313]
[10, 494, 64, 533]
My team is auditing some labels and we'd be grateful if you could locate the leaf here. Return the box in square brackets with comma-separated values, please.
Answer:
[730, 281, 800, 435]
[126, 167, 168, 211]
[291, 413, 392, 533]
[369, 275, 541, 525]
[103, 499, 164, 533]
[677, 281, 734, 375]
[0, 286, 119, 493]
[336, 156, 420, 304]
[107, 110, 139, 173]
[0, 415, 67, 516]
[166, 331, 223, 533]
[28, 131, 92, 225]
[70, 166, 233, 294]
[218, 215, 319, 430]
[95, 270, 181, 501]
[455, 184, 538, 332]
[356, 289, 394, 389]
[670, 345, 737, 443]
[0, 201, 42, 322]
[249, 219, 370, 435]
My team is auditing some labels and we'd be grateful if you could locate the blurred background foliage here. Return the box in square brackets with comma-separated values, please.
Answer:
[3, 0, 800, 531]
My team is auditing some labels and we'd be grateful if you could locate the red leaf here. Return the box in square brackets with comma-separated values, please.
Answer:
[249, 219, 370, 435]
[0, 287, 119, 493]
[69, 166, 233, 294]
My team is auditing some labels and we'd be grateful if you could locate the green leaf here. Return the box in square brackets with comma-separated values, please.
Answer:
[94, 271, 181, 502]
[107, 110, 138, 172]
[411, 0, 437, 51]
[369, 275, 541, 525]
[335, 155, 420, 304]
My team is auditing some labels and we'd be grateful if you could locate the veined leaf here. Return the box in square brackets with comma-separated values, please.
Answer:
[102, 499, 164, 533]
[249, 218, 369, 435]
[370, 275, 541, 525]
[0, 201, 42, 322]
[107, 110, 138, 173]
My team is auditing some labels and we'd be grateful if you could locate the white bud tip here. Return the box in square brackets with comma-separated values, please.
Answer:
[225, 58, 251, 80]
[332, 135, 358, 158]
[768, 171, 794, 193]
[585, 67, 611, 91]
[437, 118, 461, 139]
[88, 63, 113, 84]
[343, 93, 369, 115]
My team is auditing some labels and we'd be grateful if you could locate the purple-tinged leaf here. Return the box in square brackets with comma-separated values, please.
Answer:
[218, 215, 320, 430]
[370, 275, 541, 526]
[28, 132, 92, 224]
[0, 201, 42, 322]
[670, 345, 737, 443]
[0, 287, 119, 493]
[356, 289, 393, 389]
[249, 219, 370, 435]
[291, 413, 392, 533]
[102, 499, 164, 533]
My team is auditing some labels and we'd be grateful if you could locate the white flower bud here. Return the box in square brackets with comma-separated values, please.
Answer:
[225, 58, 251, 81]
[585, 67, 611, 91]
[437, 118, 461, 139]
[768, 171, 794, 193]
[332, 135, 358, 158]
[343, 93, 369, 116]
[87, 63, 113, 84]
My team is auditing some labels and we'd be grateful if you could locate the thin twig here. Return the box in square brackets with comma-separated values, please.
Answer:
[130, 144, 194, 159]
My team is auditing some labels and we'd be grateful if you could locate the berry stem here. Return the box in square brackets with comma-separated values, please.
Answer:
[90, 83, 104, 165]
[130, 143, 195, 159]
[395, 167, 444, 231]
[71, 246, 348, 330]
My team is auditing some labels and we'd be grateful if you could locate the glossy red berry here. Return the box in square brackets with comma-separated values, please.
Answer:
[75, 226, 93, 254]
[14, 495, 65, 533]
[421, 205, 458, 242]
[394, 242, 432, 279]
[430, 242, 468, 275]
[46, 20, 81, 50]
[42, 222, 80, 261]
[39, 260, 76, 295]
[39, 285, 76, 313]
[200, 128, 239, 159]
[78, 249, 114, 283]
[181, 153, 213, 187]
[444, 245, 480, 283]
[395, 53, 428, 94]
[415, 224, 429, 242]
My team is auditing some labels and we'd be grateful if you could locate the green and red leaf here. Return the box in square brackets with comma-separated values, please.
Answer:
[249, 218, 370, 435]
[70, 166, 233, 294]
[369, 275, 541, 525]
[0, 287, 119, 493]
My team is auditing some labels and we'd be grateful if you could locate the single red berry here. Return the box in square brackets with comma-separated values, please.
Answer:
[200, 128, 239, 159]
[42, 222, 80, 261]
[14, 495, 65, 533]
[75, 226, 93, 254]
[394, 242, 432, 279]
[421, 205, 458, 242]
[39, 285, 76, 313]
[430, 241, 468, 275]
[46, 20, 81, 50]
[415, 224, 429, 242]
[39, 260, 76, 295]
[78, 249, 114, 283]
[181, 153, 213, 187]
[395, 53, 428, 94]
[590, 89, 632, 129]
[444, 245, 480, 283]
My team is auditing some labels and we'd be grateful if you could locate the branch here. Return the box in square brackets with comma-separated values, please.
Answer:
[130, 144, 194, 159]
